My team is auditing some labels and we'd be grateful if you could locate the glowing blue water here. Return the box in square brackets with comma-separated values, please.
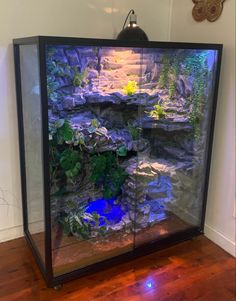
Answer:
[84, 175, 174, 227]
[85, 198, 125, 226]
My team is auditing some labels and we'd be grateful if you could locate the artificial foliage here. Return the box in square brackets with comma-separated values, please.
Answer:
[116, 145, 128, 157]
[73, 68, 88, 87]
[184, 52, 209, 139]
[59, 149, 81, 180]
[127, 123, 142, 140]
[55, 119, 74, 144]
[158, 54, 170, 89]
[148, 103, 166, 119]
[46, 46, 88, 101]
[123, 80, 138, 96]
[90, 152, 128, 200]
[59, 202, 109, 240]
[157, 51, 209, 138]
[49, 119, 83, 192]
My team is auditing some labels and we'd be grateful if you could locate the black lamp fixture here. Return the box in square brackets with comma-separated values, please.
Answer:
[117, 9, 149, 41]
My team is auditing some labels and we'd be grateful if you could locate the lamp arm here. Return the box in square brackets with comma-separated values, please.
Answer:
[122, 9, 135, 29]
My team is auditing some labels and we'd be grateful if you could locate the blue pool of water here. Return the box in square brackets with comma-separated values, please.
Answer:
[85, 198, 125, 226]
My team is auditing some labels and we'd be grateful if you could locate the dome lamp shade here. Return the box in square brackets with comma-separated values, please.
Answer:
[117, 10, 149, 41]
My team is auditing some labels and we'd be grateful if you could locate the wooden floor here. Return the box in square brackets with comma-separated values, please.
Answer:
[0, 236, 235, 301]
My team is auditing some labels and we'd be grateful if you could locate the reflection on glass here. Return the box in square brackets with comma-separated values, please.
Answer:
[46, 45, 218, 275]
[20, 45, 45, 262]
[135, 48, 217, 246]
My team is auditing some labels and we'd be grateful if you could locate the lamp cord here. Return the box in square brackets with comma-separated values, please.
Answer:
[122, 9, 135, 29]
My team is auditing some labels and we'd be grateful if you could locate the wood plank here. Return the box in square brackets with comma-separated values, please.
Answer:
[0, 236, 235, 301]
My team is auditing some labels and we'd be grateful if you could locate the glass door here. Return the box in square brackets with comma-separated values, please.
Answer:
[134, 47, 219, 247]
[47, 45, 144, 276]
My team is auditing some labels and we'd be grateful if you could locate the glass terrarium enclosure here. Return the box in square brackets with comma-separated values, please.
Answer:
[13, 36, 222, 287]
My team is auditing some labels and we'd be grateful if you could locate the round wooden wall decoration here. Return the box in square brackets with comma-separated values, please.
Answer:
[192, 0, 207, 22]
[192, 0, 226, 22]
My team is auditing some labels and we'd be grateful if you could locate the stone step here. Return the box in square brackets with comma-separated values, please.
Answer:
[99, 65, 145, 76]
[97, 75, 145, 82]
[115, 59, 151, 65]
[100, 50, 141, 60]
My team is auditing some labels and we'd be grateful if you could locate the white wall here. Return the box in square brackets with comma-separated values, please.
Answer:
[0, 0, 172, 242]
[170, 0, 236, 257]
[1, 0, 235, 258]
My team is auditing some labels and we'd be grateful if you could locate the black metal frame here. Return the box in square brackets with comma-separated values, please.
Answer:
[13, 36, 223, 287]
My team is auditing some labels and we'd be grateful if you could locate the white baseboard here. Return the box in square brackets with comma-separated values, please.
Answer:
[0, 225, 23, 243]
[0, 220, 44, 243]
[204, 224, 236, 257]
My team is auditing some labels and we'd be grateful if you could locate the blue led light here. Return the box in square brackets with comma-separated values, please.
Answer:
[146, 281, 152, 288]
[145, 277, 155, 290]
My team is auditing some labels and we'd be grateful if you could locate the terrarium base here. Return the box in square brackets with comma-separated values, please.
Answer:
[51, 212, 192, 276]
[28, 212, 194, 277]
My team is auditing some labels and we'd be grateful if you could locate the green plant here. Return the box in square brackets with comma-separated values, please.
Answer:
[158, 54, 170, 89]
[158, 54, 179, 99]
[90, 152, 128, 199]
[49, 119, 83, 191]
[123, 81, 138, 96]
[127, 123, 142, 140]
[59, 149, 81, 180]
[46, 49, 73, 102]
[116, 145, 127, 157]
[189, 78, 205, 139]
[47, 76, 60, 102]
[49, 147, 82, 192]
[52, 119, 74, 144]
[158, 74, 165, 89]
[73, 131, 86, 149]
[168, 61, 178, 99]
[73, 69, 87, 87]
[183, 52, 208, 139]
[93, 47, 102, 73]
[59, 205, 109, 239]
[156, 50, 209, 139]
[88, 118, 100, 134]
[148, 103, 166, 119]
[168, 80, 176, 99]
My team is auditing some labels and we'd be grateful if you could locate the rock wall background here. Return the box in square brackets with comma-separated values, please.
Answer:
[47, 45, 217, 239]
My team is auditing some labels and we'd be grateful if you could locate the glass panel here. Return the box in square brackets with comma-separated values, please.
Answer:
[134, 48, 218, 247]
[47, 46, 143, 276]
[46, 43, 219, 275]
[19, 45, 45, 262]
